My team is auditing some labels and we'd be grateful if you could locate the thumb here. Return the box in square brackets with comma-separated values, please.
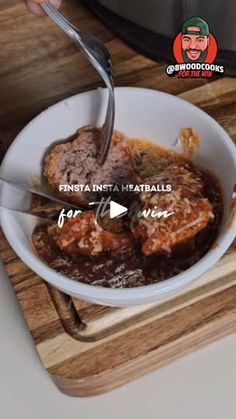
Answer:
[25, 0, 62, 15]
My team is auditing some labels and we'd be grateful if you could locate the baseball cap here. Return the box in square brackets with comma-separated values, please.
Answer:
[182, 17, 209, 36]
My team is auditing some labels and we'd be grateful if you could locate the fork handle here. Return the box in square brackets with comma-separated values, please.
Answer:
[41, 3, 82, 44]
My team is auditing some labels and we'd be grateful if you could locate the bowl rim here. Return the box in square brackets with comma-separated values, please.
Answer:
[1, 86, 236, 305]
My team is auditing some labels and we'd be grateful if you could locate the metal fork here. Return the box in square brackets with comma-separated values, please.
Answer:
[41, 2, 115, 165]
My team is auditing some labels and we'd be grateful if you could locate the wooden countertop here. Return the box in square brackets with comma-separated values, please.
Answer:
[0, 1, 236, 397]
[0, 0, 236, 150]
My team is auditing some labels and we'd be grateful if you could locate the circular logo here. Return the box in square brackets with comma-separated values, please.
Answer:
[173, 32, 218, 64]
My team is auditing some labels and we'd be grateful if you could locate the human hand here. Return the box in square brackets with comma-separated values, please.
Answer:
[24, 0, 62, 15]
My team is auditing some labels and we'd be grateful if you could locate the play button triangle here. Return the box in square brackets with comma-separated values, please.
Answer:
[110, 201, 128, 219]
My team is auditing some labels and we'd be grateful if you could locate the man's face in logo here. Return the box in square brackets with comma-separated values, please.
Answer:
[181, 26, 209, 62]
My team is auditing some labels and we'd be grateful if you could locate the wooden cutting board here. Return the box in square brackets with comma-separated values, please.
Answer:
[0, 230, 236, 396]
[0, 0, 236, 397]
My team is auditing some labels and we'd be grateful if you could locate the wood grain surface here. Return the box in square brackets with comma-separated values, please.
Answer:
[1, 0, 236, 145]
[0, 229, 236, 396]
[0, 0, 236, 397]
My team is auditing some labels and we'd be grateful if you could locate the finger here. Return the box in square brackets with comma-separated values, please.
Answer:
[24, 0, 45, 15]
[25, 0, 62, 15]
[48, 0, 62, 8]
[30, 0, 62, 5]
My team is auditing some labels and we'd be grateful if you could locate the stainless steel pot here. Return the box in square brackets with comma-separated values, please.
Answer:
[85, 0, 236, 74]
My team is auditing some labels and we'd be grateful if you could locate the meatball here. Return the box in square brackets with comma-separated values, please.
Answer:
[44, 126, 136, 205]
[131, 163, 214, 256]
[48, 211, 134, 257]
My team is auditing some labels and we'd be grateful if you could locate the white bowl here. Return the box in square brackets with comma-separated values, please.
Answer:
[1, 87, 236, 306]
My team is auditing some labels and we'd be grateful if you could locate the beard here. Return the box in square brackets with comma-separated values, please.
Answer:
[182, 48, 208, 63]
